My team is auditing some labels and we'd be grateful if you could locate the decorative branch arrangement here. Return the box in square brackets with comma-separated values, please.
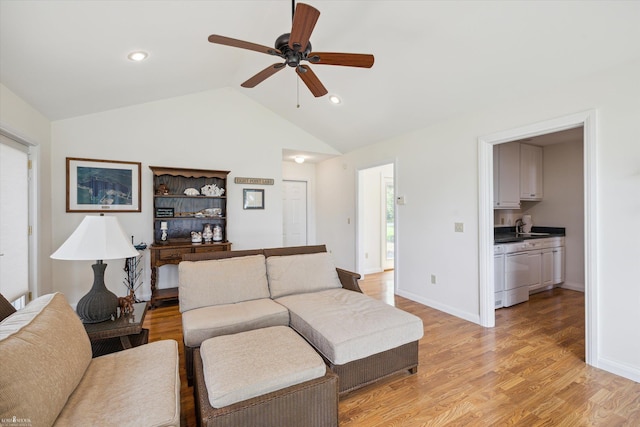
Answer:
[123, 241, 146, 302]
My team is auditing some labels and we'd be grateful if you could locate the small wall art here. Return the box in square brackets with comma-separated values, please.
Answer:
[243, 189, 264, 210]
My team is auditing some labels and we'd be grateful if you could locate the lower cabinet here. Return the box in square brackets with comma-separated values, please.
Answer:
[552, 246, 565, 285]
[498, 237, 565, 309]
[542, 249, 554, 287]
[531, 239, 565, 292]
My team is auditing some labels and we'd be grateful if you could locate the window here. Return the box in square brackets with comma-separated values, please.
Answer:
[0, 134, 30, 304]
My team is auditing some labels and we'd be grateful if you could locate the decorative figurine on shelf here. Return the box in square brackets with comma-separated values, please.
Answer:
[156, 183, 169, 195]
[201, 184, 225, 197]
[118, 294, 135, 315]
[202, 224, 213, 243]
[191, 231, 202, 243]
[184, 188, 200, 196]
[160, 222, 168, 241]
[213, 224, 223, 242]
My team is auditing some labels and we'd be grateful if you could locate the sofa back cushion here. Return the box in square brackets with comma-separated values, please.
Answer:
[0, 293, 92, 427]
[179, 254, 269, 313]
[266, 252, 342, 299]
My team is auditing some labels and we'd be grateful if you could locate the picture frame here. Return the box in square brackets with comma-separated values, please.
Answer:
[243, 189, 264, 210]
[66, 157, 141, 212]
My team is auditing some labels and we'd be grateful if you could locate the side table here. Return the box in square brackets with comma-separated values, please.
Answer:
[83, 302, 149, 357]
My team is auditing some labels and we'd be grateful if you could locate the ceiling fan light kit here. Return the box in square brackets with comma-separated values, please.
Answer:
[208, 2, 374, 98]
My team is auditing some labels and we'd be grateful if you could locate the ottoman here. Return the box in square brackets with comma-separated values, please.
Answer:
[193, 326, 338, 427]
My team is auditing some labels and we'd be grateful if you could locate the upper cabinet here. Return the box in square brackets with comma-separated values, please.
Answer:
[493, 143, 521, 209]
[520, 143, 543, 201]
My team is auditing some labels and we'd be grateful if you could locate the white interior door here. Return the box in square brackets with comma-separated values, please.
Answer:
[282, 180, 307, 246]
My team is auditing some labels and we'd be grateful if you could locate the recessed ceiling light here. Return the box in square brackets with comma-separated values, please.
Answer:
[294, 156, 305, 164]
[329, 95, 342, 105]
[127, 51, 148, 62]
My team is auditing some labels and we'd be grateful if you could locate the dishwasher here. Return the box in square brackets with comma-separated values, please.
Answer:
[503, 241, 542, 307]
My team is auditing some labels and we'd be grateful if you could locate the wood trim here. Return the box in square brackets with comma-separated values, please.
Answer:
[149, 166, 230, 179]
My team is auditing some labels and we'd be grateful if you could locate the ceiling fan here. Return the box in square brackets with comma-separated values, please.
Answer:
[208, 1, 374, 98]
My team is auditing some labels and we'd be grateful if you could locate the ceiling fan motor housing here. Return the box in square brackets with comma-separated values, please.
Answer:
[275, 33, 311, 67]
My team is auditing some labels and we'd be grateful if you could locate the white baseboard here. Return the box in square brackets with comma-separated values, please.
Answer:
[396, 289, 480, 325]
[596, 357, 640, 384]
[560, 281, 584, 292]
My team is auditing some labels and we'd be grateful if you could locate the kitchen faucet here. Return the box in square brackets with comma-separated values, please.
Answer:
[515, 218, 523, 235]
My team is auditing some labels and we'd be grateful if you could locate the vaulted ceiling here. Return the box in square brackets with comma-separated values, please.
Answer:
[2, 1, 640, 153]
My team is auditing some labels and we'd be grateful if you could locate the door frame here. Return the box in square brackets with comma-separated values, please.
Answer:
[356, 160, 397, 281]
[477, 109, 597, 366]
[0, 125, 39, 305]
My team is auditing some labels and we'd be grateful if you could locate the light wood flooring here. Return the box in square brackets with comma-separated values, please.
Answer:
[143, 271, 640, 426]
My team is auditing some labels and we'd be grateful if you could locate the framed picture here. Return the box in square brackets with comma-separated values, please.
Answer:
[243, 189, 264, 210]
[66, 157, 141, 212]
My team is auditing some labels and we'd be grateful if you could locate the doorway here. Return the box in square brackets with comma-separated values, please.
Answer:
[357, 163, 395, 277]
[478, 110, 597, 365]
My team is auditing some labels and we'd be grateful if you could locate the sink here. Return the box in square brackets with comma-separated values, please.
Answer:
[519, 232, 551, 236]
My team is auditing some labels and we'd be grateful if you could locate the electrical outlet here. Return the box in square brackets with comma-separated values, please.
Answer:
[430, 274, 437, 284]
[455, 222, 464, 233]
[365, 253, 369, 259]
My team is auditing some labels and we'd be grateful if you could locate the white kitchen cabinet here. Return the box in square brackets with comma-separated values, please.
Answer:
[520, 143, 543, 200]
[494, 143, 521, 209]
[527, 249, 542, 290]
[552, 246, 565, 285]
[494, 247, 505, 308]
[541, 248, 554, 287]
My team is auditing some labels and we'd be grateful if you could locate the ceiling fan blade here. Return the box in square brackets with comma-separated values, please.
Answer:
[208, 34, 281, 56]
[308, 52, 375, 68]
[296, 65, 328, 97]
[241, 63, 286, 88]
[289, 3, 320, 51]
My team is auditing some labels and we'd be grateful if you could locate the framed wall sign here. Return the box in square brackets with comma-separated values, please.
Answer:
[66, 157, 141, 212]
[155, 207, 174, 218]
[243, 189, 264, 210]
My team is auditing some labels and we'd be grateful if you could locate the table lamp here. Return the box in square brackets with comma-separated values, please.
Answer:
[51, 214, 139, 323]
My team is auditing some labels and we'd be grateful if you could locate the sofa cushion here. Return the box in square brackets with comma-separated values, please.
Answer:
[200, 326, 326, 408]
[179, 254, 269, 313]
[266, 252, 342, 299]
[0, 293, 92, 427]
[275, 288, 424, 365]
[53, 340, 180, 427]
[182, 298, 289, 347]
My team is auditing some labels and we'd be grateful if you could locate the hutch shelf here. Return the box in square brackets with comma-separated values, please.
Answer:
[149, 166, 231, 307]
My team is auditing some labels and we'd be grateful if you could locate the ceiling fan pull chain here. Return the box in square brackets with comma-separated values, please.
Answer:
[296, 75, 300, 108]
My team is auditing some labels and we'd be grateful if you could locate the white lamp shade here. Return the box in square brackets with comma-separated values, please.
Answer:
[51, 215, 139, 261]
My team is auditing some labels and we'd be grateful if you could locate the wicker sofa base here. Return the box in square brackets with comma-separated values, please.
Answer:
[329, 340, 419, 395]
[194, 348, 339, 427]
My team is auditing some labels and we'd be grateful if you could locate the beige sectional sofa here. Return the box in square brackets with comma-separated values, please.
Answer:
[0, 293, 180, 427]
[179, 245, 424, 394]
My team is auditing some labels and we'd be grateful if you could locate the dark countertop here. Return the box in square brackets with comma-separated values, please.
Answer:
[494, 226, 566, 244]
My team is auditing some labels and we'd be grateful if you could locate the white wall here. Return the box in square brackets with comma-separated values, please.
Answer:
[0, 84, 52, 298]
[361, 167, 383, 274]
[316, 58, 640, 382]
[50, 88, 338, 304]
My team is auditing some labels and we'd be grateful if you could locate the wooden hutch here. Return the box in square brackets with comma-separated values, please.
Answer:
[149, 166, 231, 307]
